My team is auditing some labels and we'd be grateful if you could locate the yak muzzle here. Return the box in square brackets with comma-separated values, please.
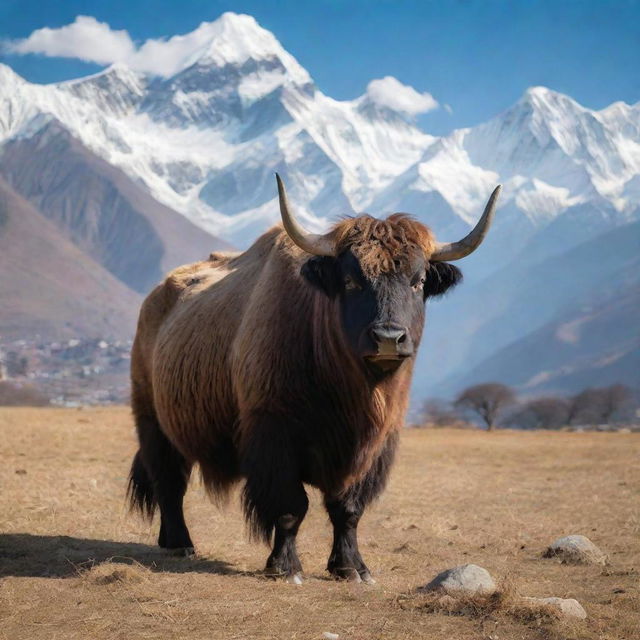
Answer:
[364, 323, 413, 372]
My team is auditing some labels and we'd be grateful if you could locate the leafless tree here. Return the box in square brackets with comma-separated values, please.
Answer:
[508, 396, 569, 429]
[4, 351, 28, 377]
[566, 388, 598, 425]
[454, 383, 515, 431]
[419, 399, 460, 428]
[599, 384, 633, 423]
[567, 384, 633, 425]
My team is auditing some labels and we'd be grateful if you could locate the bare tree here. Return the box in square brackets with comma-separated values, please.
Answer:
[599, 384, 633, 423]
[566, 388, 599, 425]
[419, 399, 460, 428]
[454, 383, 515, 431]
[567, 384, 633, 425]
[508, 396, 569, 430]
[4, 351, 28, 377]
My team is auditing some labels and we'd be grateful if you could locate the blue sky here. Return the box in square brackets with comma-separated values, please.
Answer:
[1, 0, 638, 134]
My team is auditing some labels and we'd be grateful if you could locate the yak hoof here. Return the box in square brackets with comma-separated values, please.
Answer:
[264, 567, 304, 584]
[286, 572, 304, 585]
[331, 567, 362, 583]
[330, 567, 375, 583]
[360, 571, 376, 585]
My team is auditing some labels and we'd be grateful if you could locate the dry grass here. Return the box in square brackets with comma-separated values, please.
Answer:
[0, 407, 638, 640]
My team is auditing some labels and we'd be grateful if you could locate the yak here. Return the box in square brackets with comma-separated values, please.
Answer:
[128, 175, 501, 583]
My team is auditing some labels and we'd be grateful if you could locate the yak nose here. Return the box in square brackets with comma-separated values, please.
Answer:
[369, 324, 409, 355]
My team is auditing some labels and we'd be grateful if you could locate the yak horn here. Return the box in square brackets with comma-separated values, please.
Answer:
[430, 185, 502, 261]
[276, 174, 335, 257]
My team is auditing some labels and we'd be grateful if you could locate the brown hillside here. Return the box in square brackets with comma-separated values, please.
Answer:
[0, 177, 140, 340]
[0, 120, 231, 294]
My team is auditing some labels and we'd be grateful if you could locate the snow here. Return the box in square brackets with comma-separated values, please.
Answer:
[187, 13, 311, 85]
[0, 11, 638, 250]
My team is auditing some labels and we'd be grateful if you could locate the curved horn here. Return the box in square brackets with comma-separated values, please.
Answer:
[276, 174, 335, 256]
[430, 185, 502, 261]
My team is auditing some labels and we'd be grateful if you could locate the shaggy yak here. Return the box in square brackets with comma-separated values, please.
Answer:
[129, 175, 501, 583]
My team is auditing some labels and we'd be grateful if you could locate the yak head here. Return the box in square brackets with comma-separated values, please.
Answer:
[276, 175, 501, 377]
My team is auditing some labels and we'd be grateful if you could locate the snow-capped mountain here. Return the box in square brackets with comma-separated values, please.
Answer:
[0, 13, 434, 244]
[1, 11, 638, 399]
[1, 13, 638, 257]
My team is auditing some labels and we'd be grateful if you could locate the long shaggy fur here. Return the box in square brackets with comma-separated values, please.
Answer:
[332, 214, 435, 277]
[127, 450, 156, 520]
[129, 215, 449, 543]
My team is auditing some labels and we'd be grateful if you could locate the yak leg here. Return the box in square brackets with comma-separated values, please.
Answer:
[155, 448, 193, 554]
[130, 399, 194, 554]
[324, 433, 399, 583]
[241, 418, 308, 583]
[324, 493, 372, 583]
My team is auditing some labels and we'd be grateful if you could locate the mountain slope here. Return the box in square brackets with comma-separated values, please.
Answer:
[0, 11, 638, 398]
[0, 120, 230, 294]
[449, 281, 640, 395]
[0, 14, 434, 245]
[419, 220, 640, 397]
[0, 14, 637, 255]
[0, 177, 141, 340]
[373, 88, 640, 279]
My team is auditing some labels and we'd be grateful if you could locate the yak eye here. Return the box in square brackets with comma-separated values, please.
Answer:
[412, 276, 426, 293]
[344, 275, 361, 291]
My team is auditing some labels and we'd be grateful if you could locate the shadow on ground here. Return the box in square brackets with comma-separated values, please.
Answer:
[0, 533, 247, 578]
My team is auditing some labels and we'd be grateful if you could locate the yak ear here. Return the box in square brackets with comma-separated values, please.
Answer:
[424, 262, 463, 299]
[301, 256, 340, 297]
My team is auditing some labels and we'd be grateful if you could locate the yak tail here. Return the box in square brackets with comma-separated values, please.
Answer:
[127, 450, 157, 519]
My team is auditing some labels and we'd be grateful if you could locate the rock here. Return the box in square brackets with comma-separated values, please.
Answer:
[421, 563, 497, 596]
[544, 534, 607, 565]
[524, 596, 587, 619]
[322, 633, 339, 640]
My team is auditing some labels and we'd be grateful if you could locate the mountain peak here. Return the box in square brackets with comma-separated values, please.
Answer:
[517, 86, 584, 115]
[182, 12, 310, 85]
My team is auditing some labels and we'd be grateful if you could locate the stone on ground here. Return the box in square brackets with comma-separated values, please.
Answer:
[421, 563, 496, 596]
[524, 596, 587, 619]
[544, 534, 607, 565]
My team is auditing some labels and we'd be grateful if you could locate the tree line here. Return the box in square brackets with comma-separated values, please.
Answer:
[420, 383, 638, 430]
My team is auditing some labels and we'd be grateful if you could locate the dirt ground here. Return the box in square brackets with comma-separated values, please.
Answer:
[0, 407, 638, 640]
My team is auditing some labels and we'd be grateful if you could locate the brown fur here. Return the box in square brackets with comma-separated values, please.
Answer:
[131, 215, 436, 532]
[332, 213, 436, 277]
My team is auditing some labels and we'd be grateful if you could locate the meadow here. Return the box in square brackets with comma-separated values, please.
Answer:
[0, 407, 638, 639]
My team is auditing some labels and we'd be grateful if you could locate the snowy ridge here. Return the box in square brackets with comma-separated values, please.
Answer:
[183, 13, 311, 85]
[1, 10, 638, 398]
[0, 11, 639, 253]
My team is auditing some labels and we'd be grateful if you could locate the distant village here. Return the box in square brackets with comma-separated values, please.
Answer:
[0, 337, 132, 406]
[1, 338, 638, 431]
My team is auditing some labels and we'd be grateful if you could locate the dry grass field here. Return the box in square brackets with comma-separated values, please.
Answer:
[0, 407, 638, 640]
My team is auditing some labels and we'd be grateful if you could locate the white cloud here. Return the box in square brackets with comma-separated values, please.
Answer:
[126, 19, 249, 76]
[7, 16, 135, 65]
[366, 76, 438, 116]
[127, 24, 217, 76]
[4, 12, 297, 78]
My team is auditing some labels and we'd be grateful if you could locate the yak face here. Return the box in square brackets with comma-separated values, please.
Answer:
[301, 246, 462, 376]
[277, 175, 498, 377]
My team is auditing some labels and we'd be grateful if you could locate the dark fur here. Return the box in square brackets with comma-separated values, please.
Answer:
[128, 218, 461, 578]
